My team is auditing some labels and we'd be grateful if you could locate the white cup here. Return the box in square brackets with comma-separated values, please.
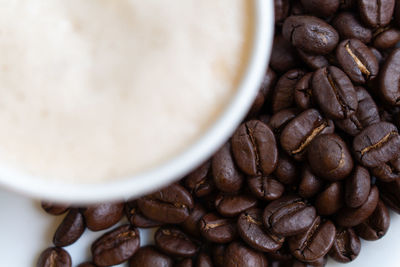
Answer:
[0, 0, 275, 203]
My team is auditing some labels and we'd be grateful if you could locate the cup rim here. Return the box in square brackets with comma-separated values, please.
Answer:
[0, 0, 275, 203]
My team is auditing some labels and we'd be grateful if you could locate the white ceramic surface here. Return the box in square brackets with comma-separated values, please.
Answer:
[0, 0, 274, 204]
[1, 188, 400, 266]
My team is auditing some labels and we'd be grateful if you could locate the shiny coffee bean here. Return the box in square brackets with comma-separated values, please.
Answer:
[372, 156, 400, 182]
[355, 200, 390, 240]
[268, 108, 298, 136]
[212, 142, 244, 193]
[270, 35, 299, 73]
[280, 109, 334, 161]
[53, 209, 85, 247]
[312, 66, 357, 120]
[155, 227, 199, 258]
[336, 185, 379, 227]
[307, 134, 353, 181]
[232, 120, 278, 176]
[181, 203, 207, 238]
[353, 122, 400, 168]
[359, 0, 395, 28]
[247, 175, 285, 201]
[329, 228, 361, 263]
[345, 166, 371, 208]
[274, 153, 299, 185]
[83, 202, 124, 231]
[37, 247, 71, 267]
[379, 48, 400, 106]
[332, 12, 372, 43]
[282, 16, 339, 55]
[373, 27, 400, 50]
[125, 200, 163, 228]
[92, 224, 140, 267]
[129, 246, 173, 267]
[274, 0, 290, 23]
[377, 179, 400, 213]
[185, 161, 214, 197]
[215, 194, 257, 218]
[199, 213, 237, 243]
[238, 208, 284, 253]
[197, 252, 213, 267]
[224, 242, 268, 267]
[41, 202, 69, 216]
[77, 262, 96, 267]
[289, 217, 336, 263]
[294, 73, 314, 110]
[296, 50, 328, 71]
[300, 0, 339, 17]
[263, 195, 316, 237]
[298, 165, 325, 199]
[137, 183, 194, 224]
[315, 182, 344, 216]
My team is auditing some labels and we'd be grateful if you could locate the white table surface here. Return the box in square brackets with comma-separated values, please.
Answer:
[1, 188, 400, 267]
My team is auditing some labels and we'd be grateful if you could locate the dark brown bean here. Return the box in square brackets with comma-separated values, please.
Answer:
[215, 194, 257, 217]
[359, 0, 395, 28]
[268, 108, 299, 136]
[300, 0, 339, 17]
[197, 252, 213, 267]
[184, 161, 214, 197]
[273, 153, 299, 185]
[270, 35, 299, 73]
[329, 228, 361, 263]
[298, 165, 325, 199]
[377, 178, 400, 213]
[372, 157, 400, 182]
[247, 175, 285, 201]
[125, 200, 163, 228]
[224, 242, 268, 267]
[129, 246, 173, 267]
[345, 166, 371, 208]
[379, 48, 400, 106]
[199, 213, 237, 243]
[331, 12, 372, 43]
[53, 209, 85, 247]
[274, 0, 290, 23]
[181, 203, 207, 238]
[41, 202, 69, 216]
[154, 227, 199, 258]
[315, 182, 344, 216]
[296, 50, 329, 71]
[294, 73, 314, 110]
[83, 202, 124, 231]
[355, 200, 390, 240]
[37, 247, 71, 267]
[373, 27, 400, 50]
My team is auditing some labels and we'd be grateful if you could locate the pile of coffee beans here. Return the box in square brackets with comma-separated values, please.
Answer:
[37, 0, 400, 266]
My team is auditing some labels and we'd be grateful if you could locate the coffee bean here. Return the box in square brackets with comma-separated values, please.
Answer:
[41, 202, 69, 216]
[268, 108, 298, 136]
[345, 166, 371, 208]
[312, 66, 357, 120]
[336, 39, 379, 84]
[371, 47, 384, 65]
[335, 185, 379, 227]
[212, 142, 244, 193]
[332, 12, 372, 43]
[197, 252, 213, 267]
[353, 122, 400, 168]
[92, 224, 140, 266]
[155, 227, 199, 258]
[248, 68, 276, 118]
[77, 262, 96, 267]
[282, 16, 339, 55]
[270, 35, 299, 73]
[83, 202, 124, 231]
[125, 200, 163, 228]
[294, 73, 314, 110]
[274, 153, 299, 185]
[379, 48, 400, 106]
[300, 0, 339, 17]
[138, 183, 194, 224]
[181, 203, 207, 238]
[329, 228, 361, 263]
[307, 134, 354, 181]
[377, 179, 400, 213]
[232, 120, 278, 176]
[288, 217, 336, 262]
[315, 182, 344, 216]
[224, 242, 268, 267]
[53, 209, 85, 247]
[355, 200, 390, 240]
[199, 213, 237, 243]
[298, 165, 325, 199]
[211, 244, 226, 267]
[274, 0, 290, 23]
[129, 246, 173, 267]
[215, 194, 257, 218]
[37, 247, 71, 267]
[373, 27, 400, 50]
[247, 175, 285, 201]
[263, 195, 316, 237]
[238, 208, 284, 253]
[271, 69, 305, 113]
[359, 0, 395, 28]
[184, 161, 214, 198]
[280, 109, 334, 161]
[372, 156, 400, 182]
[296, 50, 329, 71]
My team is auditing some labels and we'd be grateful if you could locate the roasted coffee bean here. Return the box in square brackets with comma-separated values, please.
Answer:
[353, 122, 400, 168]
[371, 47, 384, 64]
[296, 50, 329, 70]
[247, 175, 285, 201]
[307, 134, 353, 181]
[263, 195, 316, 237]
[282, 16, 339, 55]
[129, 246, 173, 267]
[379, 48, 400, 106]
[238, 208, 284, 253]
[37, 247, 71, 267]
[315, 182, 344, 216]
[248, 68, 277, 118]
[298, 165, 325, 199]
[83, 202, 124, 231]
[197, 252, 213, 267]
[312, 66, 357, 119]
[199, 213, 237, 243]
[53, 209, 85, 247]
[92, 224, 140, 267]
[288, 217, 336, 262]
[335, 86, 380, 136]
[336, 39, 379, 84]
[232, 120, 278, 176]
[185, 161, 214, 197]
[274, 153, 299, 185]
[377, 179, 400, 213]
[176, 258, 193, 267]
[345, 166, 371, 208]
[271, 69, 305, 113]
[125, 200, 163, 228]
[355, 200, 390, 240]
[329, 228, 361, 263]
[211, 244, 226, 267]
[336, 185, 379, 227]
[181, 203, 207, 238]
[274, 0, 290, 23]
[359, 0, 395, 28]
[300, 0, 339, 17]
[268, 108, 298, 135]
[212, 142, 244, 193]
[224, 242, 268, 267]
[332, 12, 372, 43]
[41, 202, 69, 216]
[137, 183, 194, 224]
[155, 227, 199, 258]
[280, 109, 334, 160]
[270, 35, 299, 73]
[77, 262, 96, 267]
[215, 194, 257, 217]
[372, 156, 400, 182]
[294, 73, 314, 110]
[373, 27, 400, 50]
